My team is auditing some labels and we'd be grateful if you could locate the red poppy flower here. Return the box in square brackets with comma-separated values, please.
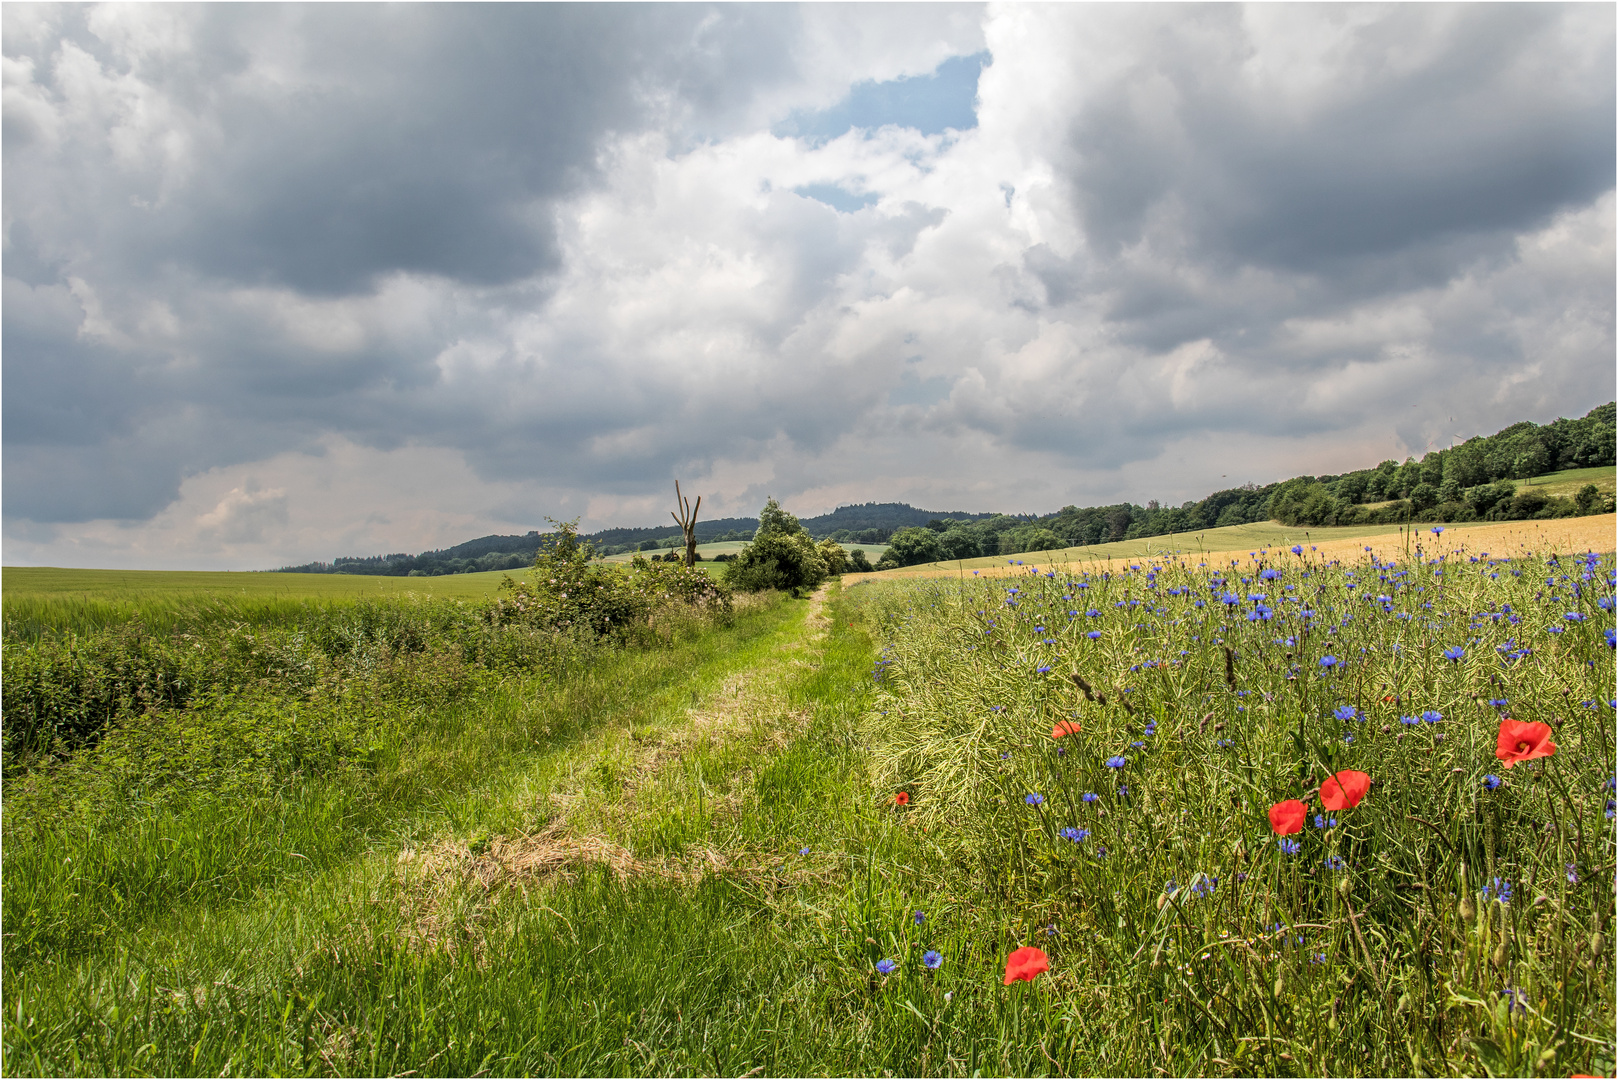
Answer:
[1002, 946, 1049, 985]
[1319, 770, 1371, 810]
[1051, 719, 1082, 739]
[1495, 719, 1557, 768]
[1268, 799, 1307, 835]
[893, 791, 910, 806]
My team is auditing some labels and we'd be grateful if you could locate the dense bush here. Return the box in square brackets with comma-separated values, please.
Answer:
[724, 499, 829, 595]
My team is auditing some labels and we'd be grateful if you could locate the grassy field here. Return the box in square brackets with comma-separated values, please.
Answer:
[1, 566, 524, 641]
[1513, 465, 1617, 499]
[3, 535, 1613, 1075]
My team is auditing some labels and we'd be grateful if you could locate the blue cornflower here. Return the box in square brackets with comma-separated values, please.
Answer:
[1482, 877, 1513, 905]
[1131, 740, 1145, 748]
[1420, 710, 1442, 723]
[799, 846, 811, 855]
[1260, 568, 1282, 581]
[1487, 698, 1508, 707]
[876, 959, 897, 974]
[1547, 624, 1565, 634]
[923, 950, 943, 970]
[1443, 646, 1465, 661]
[1025, 793, 1045, 806]
[1500, 987, 1527, 1014]
[1278, 838, 1301, 855]
[1086, 608, 1101, 617]
[1319, 655, 1338, 669]
[1059, 827, 1090, 842]
[1567, 863, 1580, 885]
[1324, 855, 1347, 871]
[1565, 611, 1585, 622]
[1431, 526, 1444, 535]
[1482, 774, 1501, 791]
[1105, 756, 1127, 769]
[914, 911, 925, 926]
[1190, 877, 1218, 898]
[1314, 815, 1337, 829]
[1036, 665, 1052, 674]
[1086, 630, 1102, 640]
[1291, 545, 1303, 555]
[1400, 715, 1420, 725]
[1607, 628, 1616, 648]
[1144, 720, 1158, 736]
[1333, 705, 1360, 722]
[1081, 792, 1099, 803]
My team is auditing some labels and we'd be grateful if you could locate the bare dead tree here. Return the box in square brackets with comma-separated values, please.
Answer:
[671, 480, 701, 568]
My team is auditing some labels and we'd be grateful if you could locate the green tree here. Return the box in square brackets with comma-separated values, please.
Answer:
[1574, 483, 1601, 515]
[817, 538, 850, 575]
[875, 526, 944, 569]
[723, 499, 828, 596]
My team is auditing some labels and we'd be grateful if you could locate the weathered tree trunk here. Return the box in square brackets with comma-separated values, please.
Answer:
[671, 481, 701, 568]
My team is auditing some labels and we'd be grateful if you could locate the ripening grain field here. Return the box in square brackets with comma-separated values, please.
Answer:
[851, 530, 1616, 1076]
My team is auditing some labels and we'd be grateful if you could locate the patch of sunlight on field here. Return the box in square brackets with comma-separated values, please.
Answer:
[1, 566, 519, 603]
[1512, 464, 1616, 498]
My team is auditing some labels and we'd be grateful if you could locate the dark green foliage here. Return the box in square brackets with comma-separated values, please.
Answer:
[875, 526, 945, 569]
[724, 499, 829, 595]
[847, 549, 874, 572]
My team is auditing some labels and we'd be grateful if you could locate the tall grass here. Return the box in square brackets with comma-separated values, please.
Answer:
[851, 536, 1615, 1075]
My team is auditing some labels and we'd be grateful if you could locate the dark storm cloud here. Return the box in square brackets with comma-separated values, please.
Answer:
[6, 4, 804, 296]
[1055, 4, 1613, 343]
[3, 2, 826, 522]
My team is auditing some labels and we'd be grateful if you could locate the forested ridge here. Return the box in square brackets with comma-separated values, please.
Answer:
[279, 402, 1613, 575]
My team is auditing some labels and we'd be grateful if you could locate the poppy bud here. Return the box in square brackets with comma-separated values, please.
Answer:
[1492, 941, 1508, 969]
[1458, 894, 1476, 922]
[1338, 876, 1352, 898]
[1273, 974, 1284, 999]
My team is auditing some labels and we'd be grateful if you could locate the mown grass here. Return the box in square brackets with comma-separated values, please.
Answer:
[1515, 466, 1617, 499]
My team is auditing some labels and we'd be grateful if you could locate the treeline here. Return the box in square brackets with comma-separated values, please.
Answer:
[277, 504, 993, 575]
[874, 403, 1615, 566]
[281, 403, 1613, 576]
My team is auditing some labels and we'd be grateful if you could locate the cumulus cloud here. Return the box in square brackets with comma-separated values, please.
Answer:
[3, 3, 1611, 570]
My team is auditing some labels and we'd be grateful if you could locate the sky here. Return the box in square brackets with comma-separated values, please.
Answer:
[4, 3, 1614, 570]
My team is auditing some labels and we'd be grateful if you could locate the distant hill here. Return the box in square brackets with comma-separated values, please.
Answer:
[276, 401, 1613, 576]
[273, 502, 993, 575]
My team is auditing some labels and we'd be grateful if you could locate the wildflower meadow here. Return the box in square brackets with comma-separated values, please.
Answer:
[855, 534, 1615, 1076]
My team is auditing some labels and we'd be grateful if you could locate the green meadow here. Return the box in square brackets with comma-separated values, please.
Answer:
[2, 538, 1614, 1076]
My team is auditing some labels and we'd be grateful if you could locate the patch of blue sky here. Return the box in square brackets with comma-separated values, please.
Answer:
[793, 184, 880, 213]
[775, 51, 989, 143]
